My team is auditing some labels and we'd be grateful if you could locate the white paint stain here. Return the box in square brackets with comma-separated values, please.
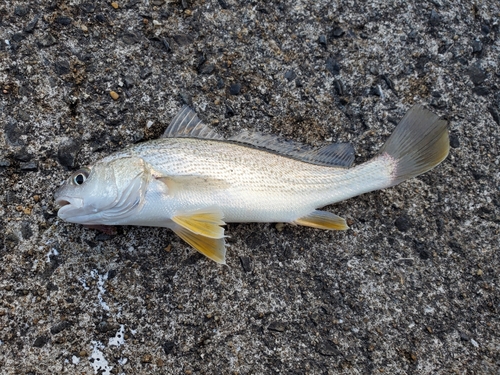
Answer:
[109, 325, 125, 347]
[90, 341, 113, 375]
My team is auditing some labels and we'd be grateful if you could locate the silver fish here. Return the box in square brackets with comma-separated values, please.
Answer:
[55, 105, 449, 263]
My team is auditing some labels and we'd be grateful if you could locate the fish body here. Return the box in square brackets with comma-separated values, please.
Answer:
[55, 105, 449, 263]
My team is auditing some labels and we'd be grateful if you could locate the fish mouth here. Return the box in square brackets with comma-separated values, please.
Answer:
[55, 197, 85, 220]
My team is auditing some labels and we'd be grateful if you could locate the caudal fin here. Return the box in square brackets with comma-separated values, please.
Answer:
[380, 105, 449, 186]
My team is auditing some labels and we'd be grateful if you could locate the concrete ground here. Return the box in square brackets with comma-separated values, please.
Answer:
[1, 0, 499, 374]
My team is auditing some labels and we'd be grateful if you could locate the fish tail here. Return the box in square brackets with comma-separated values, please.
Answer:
[379, 104, 449, 186]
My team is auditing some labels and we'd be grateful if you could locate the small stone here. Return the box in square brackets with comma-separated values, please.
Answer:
[162, 341, 175, 355]
[33, 195, 40, 202]
[141, 354, 153, 363]
[284, 70, 296, 82]
[429, 10, 441, 26]
[110, 91, 119, 100]
[81, 3, 96, 13]
[275, 222, 285, 231]
[268, 322, 286, 332]
[79, 350, 88, 357]
[24, 15, 40, 33]
[33, 335, 49, 348]
[38, 33, 57, 48]
[123, 76, 134, 89]
[471, 40, 482, 54]
[20, 161, 38, 171]
[54, 60, 70, 75]
[0, 159, 11, 168]
[50, 321, 71, 335]
[230, 83, 242, 95]
[122, 32, 138, 44]
[81, 24, 88, 32]
[317, 340, 340, 356]
[472, 86, 489, 96]
[326, 56, 340, 75]
[55, 16, 72, 26]
[333, 79, 345, 95]
[318, 34, 327, 46]
[140, 68, 153, 80]
[57, 140, 80, 168]
[331, 26, 345, 38]
[477, 269, 483, 276]
[14, 6, 29, 17]
[449, 133, 460, 148]
[481, 24, 490, 35]
[239, 256, 252, 273]
[111, 2, 119, 9]
[395, 215, 411, 232]
[199, 64, 215, 75]
[162, 38, 171, 52]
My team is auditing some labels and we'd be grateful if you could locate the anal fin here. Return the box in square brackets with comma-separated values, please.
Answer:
[294, 210, 348, 231]
[171, 224, 227, 264]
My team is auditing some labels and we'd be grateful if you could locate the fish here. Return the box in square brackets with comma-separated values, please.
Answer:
[55, 104, 449, 264]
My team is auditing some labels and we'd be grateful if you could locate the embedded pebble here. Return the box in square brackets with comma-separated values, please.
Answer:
[110, 91, 120, 100]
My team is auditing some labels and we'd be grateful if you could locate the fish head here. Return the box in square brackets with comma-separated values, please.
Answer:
[55, 157, 149, 224]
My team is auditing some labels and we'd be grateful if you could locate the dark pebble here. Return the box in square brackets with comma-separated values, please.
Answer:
[57, 140, 80, 168]
[316, 340, 340, 356]
[471, 40, 482, 54]
[199, 64, 215, 75]
[95, 233, 114, 241]
[173, 34, 193, 46]
[331, 26, 345, 38]
[369, 85, 382, 97]
[20, 161, 38, 171]
[33, 335, 49, 348]
[97, 321, 110, 333]
[81, 3, 96, 13]
[318, 34, 327, 46]
[218, 0, 229, 9]
[333, 79, 345, 95]
[481, 24, 490, 35]
[239, 256, 252, 272]
[140, 68, 153, 80]
[0, 159, 11, 168]
[268, 322, 286, 332]
[54, 60, 70, 75]
[107, 269, 117, 279]
[429, 10, 441, 26]
[95, 14, 107, 23]
[14, 6, 29, 17]
[225, 104, 235, 118]
[407, 30, 418, 41]
[414, 240, 430, 260]
[284, 70, 296, 82]
[12, 33, 24, 43]
[217, 77, 225, 89]
[179, 91, 192, 105]
[449, 133, 460, 148]
[381, 74, 395, 91]
[230, 83, 242, 95]
[459, 331, 470, 341]
[326, 56, 340, 75]
[5, 232, 20, 249]
[151, 0, 165, 5]
[295, 78, 303, 88]
[21, 222, 33, 240]
[122, 32, 138, 45]
[162, 341, 175, 355]
[162, 38, 171, 52]
[5, 121, 25, 146]
[14, 148, 32, 162]
[24, 15, 40, 33]
[37, 33, 57, 48]
[431, 91, 442, 98]
[50, 321, 71, 335]
[123, 76, 134, 89]
[18, 110, 30, 122]
[488, 106, 499, 125]
[472, 86, 489, 96]
[55, 16, 72, 26]
[395, 215, 411, 232]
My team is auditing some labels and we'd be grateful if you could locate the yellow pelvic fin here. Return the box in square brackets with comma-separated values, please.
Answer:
[294, 210, 348, 231]
[171, 224, 227, 264]
[156, 175, 230, 195]
[172, 208, 225, 239]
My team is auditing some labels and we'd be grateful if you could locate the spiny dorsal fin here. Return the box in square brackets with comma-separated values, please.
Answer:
[162, 105, 224, 140]
[229, 130, 355, 168]
[164, 106, 355, 167]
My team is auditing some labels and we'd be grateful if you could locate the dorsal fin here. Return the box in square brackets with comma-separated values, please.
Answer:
[229, 131, 355, 168]
[163, 106, 355, 167]
[162, 105, 224, 140]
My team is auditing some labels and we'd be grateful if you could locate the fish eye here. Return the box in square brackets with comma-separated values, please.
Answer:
[72, 168, 90, 185]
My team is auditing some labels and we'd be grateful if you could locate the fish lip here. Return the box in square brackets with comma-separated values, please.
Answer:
[55, 196, 83, 219]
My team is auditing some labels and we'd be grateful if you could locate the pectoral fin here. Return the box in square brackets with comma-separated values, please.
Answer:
[294, 210, 348, 230]
[171, 224, 227, 264]
[172, 208, 226, 239]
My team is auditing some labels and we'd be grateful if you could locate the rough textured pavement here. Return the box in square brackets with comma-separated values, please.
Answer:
[1, 0, 499, 374]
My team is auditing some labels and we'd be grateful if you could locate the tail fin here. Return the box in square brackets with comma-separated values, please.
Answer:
[380, 105, 449, 186]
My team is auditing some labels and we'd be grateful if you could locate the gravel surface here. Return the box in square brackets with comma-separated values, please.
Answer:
[1, 0, 499, 374]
